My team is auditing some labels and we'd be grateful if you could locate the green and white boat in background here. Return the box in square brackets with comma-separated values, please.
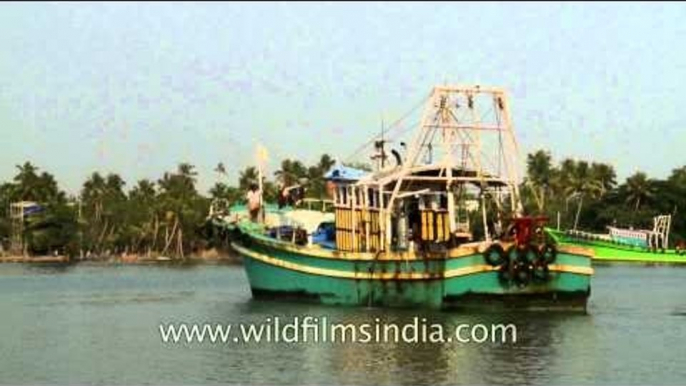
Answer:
[221, 85, 594, 310]
[547, 214, 686, 264]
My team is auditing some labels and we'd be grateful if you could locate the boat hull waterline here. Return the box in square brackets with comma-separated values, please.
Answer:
[232, 227, 593, 310]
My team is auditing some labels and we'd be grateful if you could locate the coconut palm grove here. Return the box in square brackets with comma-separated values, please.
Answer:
[0, 150, 684, 259]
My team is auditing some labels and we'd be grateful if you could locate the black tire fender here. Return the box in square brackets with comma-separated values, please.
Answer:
[513, 261, 532, 287]
[484, 243, 506, 266]
[532, 258, 550, 282]
[540, 243, 557, 265]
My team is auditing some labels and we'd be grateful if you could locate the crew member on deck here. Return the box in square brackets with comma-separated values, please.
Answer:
[246, 183, 261, 222]
[278, 183, 289, 209]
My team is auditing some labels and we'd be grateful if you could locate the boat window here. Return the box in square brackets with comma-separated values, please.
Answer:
[440, 193, 448, 210]
[339, 186, 347, 205]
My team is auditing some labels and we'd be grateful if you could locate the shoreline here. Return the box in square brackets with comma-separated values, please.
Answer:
[0, 248, 243, 265]
[0, 257, 243, 265]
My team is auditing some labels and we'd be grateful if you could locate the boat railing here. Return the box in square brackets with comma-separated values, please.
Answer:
[566, 229, 613, 243]
[296, 198, 334, 212]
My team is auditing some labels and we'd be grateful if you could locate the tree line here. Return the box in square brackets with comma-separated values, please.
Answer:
[521, 150, 686, 242]
[0, 154, 336, 259]
[1, 150, 685, 258]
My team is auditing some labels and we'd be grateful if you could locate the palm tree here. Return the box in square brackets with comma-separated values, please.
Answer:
[129, 179, 156, 202]
[105, 174, 127, 201]
[214, 162, 227, 176]
[13, 162, 39, 201]
[526, 150, 553, 213]
[239, 166, 259, 191]
[317, 154, 336, 174]
[274, 159, 307, 186]
[11, 162, 63, 203]
[127, 179, 157, 253]
[590, 162, 617, 197]
[625, 172, 654, 212]
[668, 166, 686, 190]
[81, 172, 107, 223]
[558, 159, 603, 230]
[156, 163, 205, 259]
[79, 172, 128, 254]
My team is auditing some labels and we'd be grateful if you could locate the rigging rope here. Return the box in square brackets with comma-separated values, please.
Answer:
[343, 93, 430, 163]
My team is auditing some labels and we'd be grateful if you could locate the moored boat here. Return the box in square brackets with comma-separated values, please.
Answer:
[546, 215, 686, 264]
[228, 85, 594, 310]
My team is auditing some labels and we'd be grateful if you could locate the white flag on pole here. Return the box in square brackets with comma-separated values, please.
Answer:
[256, 143, 269, 165]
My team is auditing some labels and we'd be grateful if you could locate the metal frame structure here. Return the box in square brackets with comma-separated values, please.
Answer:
[333, 85, 524, 252]
[10, 201, 39, 255]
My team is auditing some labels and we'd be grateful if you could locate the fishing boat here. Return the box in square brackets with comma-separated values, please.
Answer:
[546, 214, 686, 264]
[227, 85, 594, 310]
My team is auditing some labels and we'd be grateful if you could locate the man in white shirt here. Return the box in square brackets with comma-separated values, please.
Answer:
[246, 183, 261, 222]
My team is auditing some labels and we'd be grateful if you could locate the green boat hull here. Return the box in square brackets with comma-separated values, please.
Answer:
[547, 229, 686, 264]
[233, 224, 593, 311]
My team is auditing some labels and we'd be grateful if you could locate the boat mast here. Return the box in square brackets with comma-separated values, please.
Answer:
[256, 143, 268, 223]
[384, 85, 522, 247]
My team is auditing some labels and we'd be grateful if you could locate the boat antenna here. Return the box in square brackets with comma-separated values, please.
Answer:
[371, 115, 388, 170]
[381, 114, 384, 143]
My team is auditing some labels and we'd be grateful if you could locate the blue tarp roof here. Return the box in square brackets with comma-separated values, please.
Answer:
[324, 165, 369, 182]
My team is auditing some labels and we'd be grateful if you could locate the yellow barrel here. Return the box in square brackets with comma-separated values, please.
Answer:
[421, 211, 427, 240]
[443, 212, 450, 241]
[436, 212, 443, 241]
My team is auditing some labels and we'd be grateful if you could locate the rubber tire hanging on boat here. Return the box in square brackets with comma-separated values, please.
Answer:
[516, 244, 538, 264]
[540, 243, 557, 264]
[498, 263, 513, 284]
[483, 243, 506, 266]
[532, 258, 550, 283]
[513, 261, 532, 287]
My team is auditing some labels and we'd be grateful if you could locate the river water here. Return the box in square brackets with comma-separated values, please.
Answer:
[0, 262, 685, 385]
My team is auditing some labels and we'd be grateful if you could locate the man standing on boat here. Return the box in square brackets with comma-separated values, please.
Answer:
[246, 183, 261, 222]
[278, 182, 290, 209]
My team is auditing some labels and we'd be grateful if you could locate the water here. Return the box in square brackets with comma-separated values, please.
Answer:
[1, 262, 685, 385]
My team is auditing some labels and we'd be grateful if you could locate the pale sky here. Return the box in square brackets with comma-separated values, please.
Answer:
[1, 2, 685, 195]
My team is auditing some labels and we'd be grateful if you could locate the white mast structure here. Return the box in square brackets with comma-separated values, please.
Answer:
[369, 85, 523, 250]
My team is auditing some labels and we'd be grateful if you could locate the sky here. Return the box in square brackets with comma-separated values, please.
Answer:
[1, 2, 685, 195]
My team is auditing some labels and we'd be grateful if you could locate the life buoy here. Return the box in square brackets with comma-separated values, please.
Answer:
[540, 243, 557, 264]
[483, 243, 506, 266]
